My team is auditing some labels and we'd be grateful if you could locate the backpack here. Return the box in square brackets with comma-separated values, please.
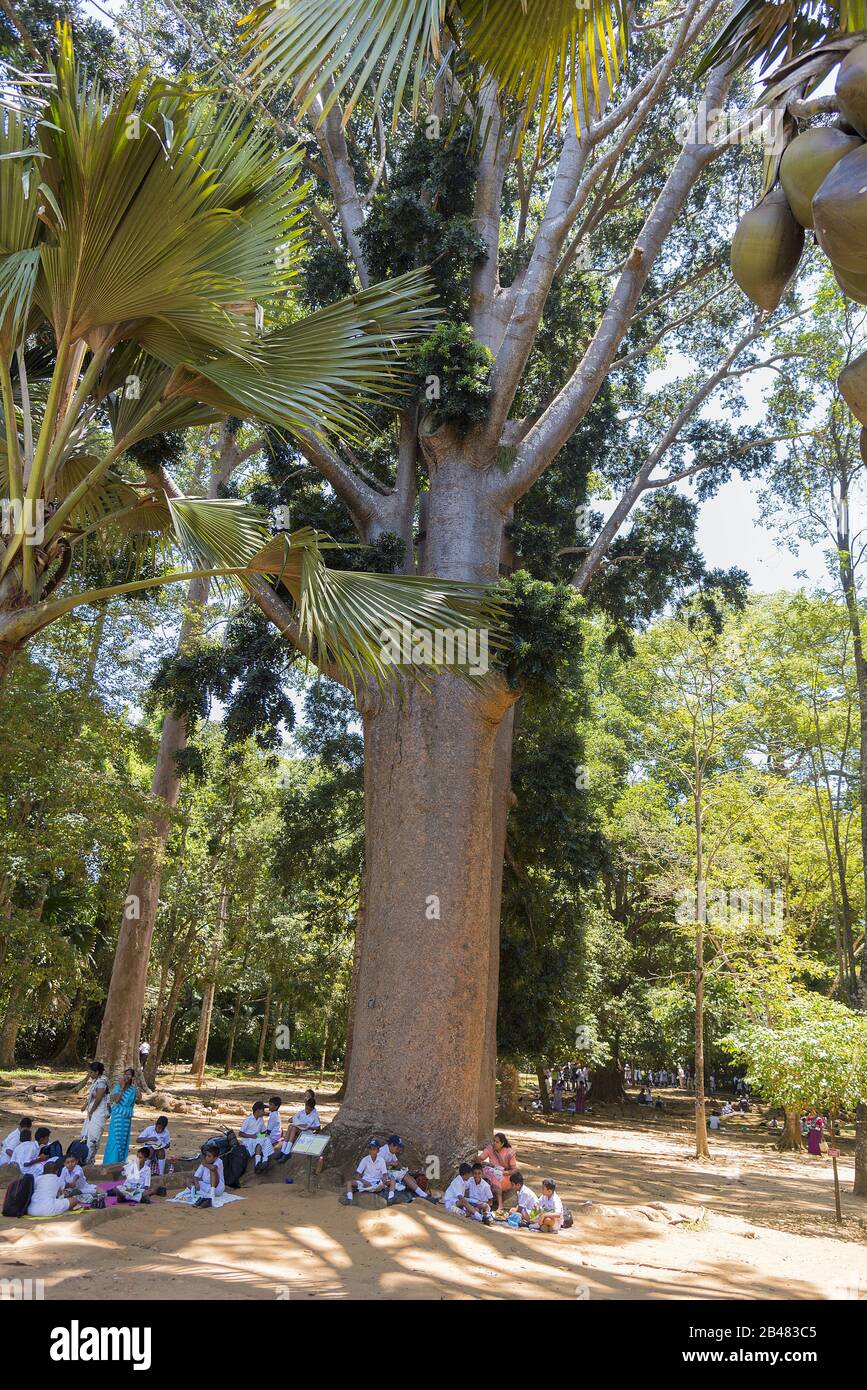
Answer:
[41, 1140, 63, 1161]
[65, 1139, 88, 1166]
[222, 1143, 249, 1189]
[3, 1174, 34, 1218]
[561, 1204, 573, 1229]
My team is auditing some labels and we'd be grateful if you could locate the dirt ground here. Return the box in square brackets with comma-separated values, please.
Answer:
[1, 1066, 865, 1301]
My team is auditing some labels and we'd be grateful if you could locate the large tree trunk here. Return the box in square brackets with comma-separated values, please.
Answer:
[591, 1060, 625, 1103]
[332, 449, 516, 1170]
[95, 444, 236, 1078]
[536, 1064, 551, 1113]
[190, 881, 229, 1087]
[480, 707, 514, 1142]
[780, 1108, 804, 1152]
[334, 672, 515, 1170]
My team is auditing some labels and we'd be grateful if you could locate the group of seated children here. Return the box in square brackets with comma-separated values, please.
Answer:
[2, 1118, 62, 1177]
[238, 1091, 320, 1179]
[443, 1166, 564, 1232]
[344, 1136, 438, 1205]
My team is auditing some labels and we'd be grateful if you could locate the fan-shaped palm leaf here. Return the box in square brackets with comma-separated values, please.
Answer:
[240, 0, 625, 134]
[697, 0, 865, 78]
[171, 269, 437, 442]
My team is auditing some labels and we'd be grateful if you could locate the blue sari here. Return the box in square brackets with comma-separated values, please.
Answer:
[103, 1084, 137, 1164]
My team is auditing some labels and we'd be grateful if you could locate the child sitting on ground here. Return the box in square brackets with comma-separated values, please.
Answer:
[510, 1171, 542, 1227]
[537, 1179, 564, 1232]
[59, 1153, 96, 1202]
[137, 1117, 171, 1175]
[266, 1096, 283, 1152]
[27, 1159, 84, 1217]
[238, 1102, 274, 1174]
[443, 1163, 475, 1217]
[1, 1117, 31, 1164]
[116, 1147, 153, 1204]
[11, 1128, 39, 1173]
[277, 1092, 321, 1162]
[345, 1139, 394, 1203]
[378, 1136, 437, 1203]
[192, 1146, 226, 1207]
[464, 1162, 494, 1223]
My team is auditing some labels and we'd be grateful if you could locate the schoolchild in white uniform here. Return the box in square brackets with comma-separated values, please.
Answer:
[137, 1116, 171, 1174]
[266, 1096, 283, 1150]
[1, 1117, 31, 1163]
[277, 1093, 321, 1162]
[59, 1153, 95, 1200]
[510, 1171, 541, 1227]
[27, 1127, 55, 1178]
[11, 1128, 40, 1174]
[238, 1102, 274, 1172]
[116, 1147, 153, 1203]
[464, 1162, 494, 1223]
[378, 1135, 437, 1202]
[345, 1139, 395, 1203]
[192, 1147, 226, 1206]
[443, 1164, 474, 1217]
[27, 1159, 84, 1217]
[537, 1179, 564, 1232]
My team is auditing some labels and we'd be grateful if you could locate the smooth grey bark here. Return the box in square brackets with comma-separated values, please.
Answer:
[191, 879, 230, 1087]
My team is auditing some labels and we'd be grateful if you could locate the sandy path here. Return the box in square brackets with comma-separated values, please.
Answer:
[1, 1071, 865, 1300]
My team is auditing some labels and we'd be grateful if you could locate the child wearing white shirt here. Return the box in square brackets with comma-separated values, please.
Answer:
[443, 1164, 474, 1217]
[344, 1140, 396, 1203]
[59, 1154, 95, 1201]
[277, 1091, 320, 1161]
[239, 1102, 274, 1172]
[192, 1148, 226, 1206]
[27, 1160, 84, 1217]
[510, 1172, 541, 1227]
[1, 1117, 30, 1164]
[266, 1096, 283, 1149]
[537, 1179, 564, 1232]
[116, 1148, 153, 1203]
[137, 1117, 171, 1175]
[11, 1129, 40, 1173]
[465, 1163, 494, 1223]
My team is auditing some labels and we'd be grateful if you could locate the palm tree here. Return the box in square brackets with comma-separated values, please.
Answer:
[0, 26, 497, 689]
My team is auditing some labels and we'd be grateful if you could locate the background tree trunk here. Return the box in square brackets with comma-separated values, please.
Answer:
[255, 983, 272, 1075]
[780, 1108, 804, 1152]
[591, 1061, 625, 1103]
[536, 1064, 551, 1113]
[334, 887, 364, 1102]
[190, 881, 229, 1087]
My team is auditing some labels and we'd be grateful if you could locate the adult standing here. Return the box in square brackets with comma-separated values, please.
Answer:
[103, 1067, 141, 1165]
[80, 1061, 110, 1164]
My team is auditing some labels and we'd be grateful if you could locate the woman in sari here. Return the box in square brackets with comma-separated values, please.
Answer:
[102, 1068, 141, 1165]
[80, 1061, 110, 1164]
[478, 1132, 518, 1214]
[807, 1115, 825, 1156]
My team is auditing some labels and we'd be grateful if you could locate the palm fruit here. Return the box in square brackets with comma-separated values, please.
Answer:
[779, 127, 862, 228]
[730, 188, 805, 312]
[813, 143, 867, 273]
[836, 41, 867, 139]
[839, 348, 867, 425]
[831, 261, 867, 304]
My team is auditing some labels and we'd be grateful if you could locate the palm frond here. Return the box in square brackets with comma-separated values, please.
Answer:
[240, 0, 625, 134]
[697, 0, 865, 79]
[167, 496, 272, 575]
[173, 269, 438, 442]
[250, 526, 506, 691]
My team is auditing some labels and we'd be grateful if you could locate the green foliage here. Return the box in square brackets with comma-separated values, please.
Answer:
[726, 994, 867, 1114]
[493, 571, 583, 695]
[414, 322, 493, 431]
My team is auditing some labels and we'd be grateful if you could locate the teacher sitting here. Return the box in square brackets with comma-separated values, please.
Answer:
[478, 1132, 518, 1214]
[102, 1067, 141, 1165]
